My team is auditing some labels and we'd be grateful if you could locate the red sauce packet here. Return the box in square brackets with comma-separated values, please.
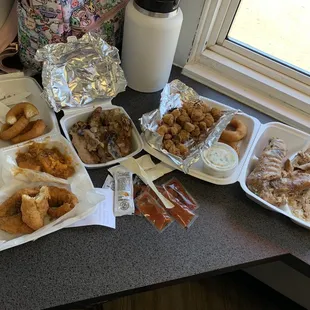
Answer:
[135, 192, 173, 232]
[145, 186, 197, 229]
[163, 178, 198, 211]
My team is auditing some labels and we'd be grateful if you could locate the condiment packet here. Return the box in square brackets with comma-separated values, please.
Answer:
[135, 191, 173, 232]
[144, 186, 197, 229]
[163, 178, 198, 211]
[120, 157, 174, 209]
[103, 174, 115, 191]
[113, 166, 134, 216]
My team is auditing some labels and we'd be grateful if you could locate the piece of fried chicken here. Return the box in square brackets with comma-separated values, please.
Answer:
[21, 186, 50, 230]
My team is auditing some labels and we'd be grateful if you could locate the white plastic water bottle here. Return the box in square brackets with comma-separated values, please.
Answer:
[122, 0, 183, 93]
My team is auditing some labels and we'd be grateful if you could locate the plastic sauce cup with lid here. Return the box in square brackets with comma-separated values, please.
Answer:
[201, 142, 239, 178]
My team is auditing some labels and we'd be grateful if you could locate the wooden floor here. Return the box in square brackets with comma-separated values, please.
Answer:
[75, 271, 304, 310]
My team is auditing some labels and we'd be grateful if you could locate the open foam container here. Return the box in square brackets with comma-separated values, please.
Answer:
[60, 101, 143, 169]
[0, 76, 106, 250]
[143, 97, 310, 230]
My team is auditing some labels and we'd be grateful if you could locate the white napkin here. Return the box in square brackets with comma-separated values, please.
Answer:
[69, 188, 115, 229]
[108, 154, 174, 181]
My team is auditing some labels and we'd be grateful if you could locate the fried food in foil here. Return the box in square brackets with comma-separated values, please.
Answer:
[141, 80, 237, 173]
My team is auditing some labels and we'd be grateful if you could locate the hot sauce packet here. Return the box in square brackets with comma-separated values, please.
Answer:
[163, 178, 198, 211]
[145, 185, 197, 229]
[135, 192, 173, 232]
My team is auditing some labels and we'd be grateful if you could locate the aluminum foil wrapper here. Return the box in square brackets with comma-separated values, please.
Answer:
[141, 80, 239, 173]
[35, 33, 127, 112]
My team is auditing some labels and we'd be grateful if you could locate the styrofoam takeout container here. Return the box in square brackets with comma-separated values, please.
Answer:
[143, 96, 261, 185]
[0, 133, 102, 251]
[0, 77, 59, 149]
[0, 77, 111, 250]
[239, 122, 310, 230]
[60, 102, 143, 169]
[144, 96, 310, 229]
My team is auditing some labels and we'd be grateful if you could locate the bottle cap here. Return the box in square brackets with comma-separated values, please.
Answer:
[135, 0, 180, 13]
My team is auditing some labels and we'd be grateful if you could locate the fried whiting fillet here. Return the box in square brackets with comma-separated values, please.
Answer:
[0, 214, 33, 234]
[0, 188, 40, 234]
[21, 186, 50, 230]
[48, 186, 78, 218]
[0, 188, 40, 217]
[0, 186, 78, 234]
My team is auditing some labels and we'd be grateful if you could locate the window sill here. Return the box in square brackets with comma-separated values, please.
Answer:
[183, 60, 310, 133]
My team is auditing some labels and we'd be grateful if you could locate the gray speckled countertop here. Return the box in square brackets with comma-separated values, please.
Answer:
[0, 67, 309, 310]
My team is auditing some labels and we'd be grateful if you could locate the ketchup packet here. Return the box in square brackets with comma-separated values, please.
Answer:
[135, 192, 173, 232]
[163, 178, 198, 211]
[145, 186, 197, 229]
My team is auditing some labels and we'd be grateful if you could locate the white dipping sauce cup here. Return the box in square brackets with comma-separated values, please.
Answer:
[201, 142, 239, 178]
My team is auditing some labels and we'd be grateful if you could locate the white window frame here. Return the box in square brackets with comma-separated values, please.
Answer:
[183, 0, 310, 133]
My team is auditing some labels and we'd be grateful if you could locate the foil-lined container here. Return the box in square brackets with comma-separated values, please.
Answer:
[35, 33, 127, 112]
[141, 80, 238, 173]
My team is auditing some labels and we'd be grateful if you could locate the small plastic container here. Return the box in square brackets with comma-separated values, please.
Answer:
[201, 142, 239, 178]
[60, 103, 143, 169]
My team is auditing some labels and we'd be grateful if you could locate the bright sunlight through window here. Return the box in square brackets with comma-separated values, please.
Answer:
[228, 0, 310, 75]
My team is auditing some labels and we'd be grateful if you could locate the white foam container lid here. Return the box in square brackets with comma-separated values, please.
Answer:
[60, 101, 143, 169]
[143, 97, 310, 230]
[0, 76, 59, 149]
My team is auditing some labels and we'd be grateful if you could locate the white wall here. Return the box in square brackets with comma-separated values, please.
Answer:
[174, 0, 205, 67]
